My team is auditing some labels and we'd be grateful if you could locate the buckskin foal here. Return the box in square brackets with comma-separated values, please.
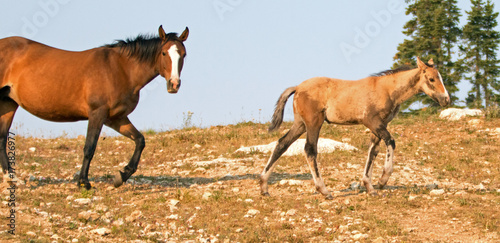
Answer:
[260, 57, 450, 199]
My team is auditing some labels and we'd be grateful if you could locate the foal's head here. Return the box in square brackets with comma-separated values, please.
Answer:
[416, 57, 450, 106]
[158, 25, 189, 94]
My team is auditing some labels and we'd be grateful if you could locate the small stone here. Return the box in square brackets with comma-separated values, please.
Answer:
[279, 179, 304, 186]
[286, 209, 297, 216]
[232, 188, 240, 193]
[167, 214, 179, 220]
[51, 234, 61, 240]
[74, 198, 91, 205]
[29, 147, 36, 152]
[91, 227, 111, 236]
[343, 199, 350, 205]
[352, 233, 369, 240]
[430, 189, 445, 195]
[26, 231, 36, 237]
[112, 218, 124, 227]
[169, 199, 180, 207]
[236, 228, 243, 233]
[193, 144, 202, 149]
[72, 239, 79, 243]
[125, 210, 142, 222]
[244, 199, 254, 203]
[408, 195, 418, 201]
[319, 201, 330, 208]
[245, 209, 260, 217]
[202, 192, 212, 200]
[350, 182, 360, 190]
[66, 195, 74, 201]
[455, 191, 467, 196]
[339, 225, 349, 233]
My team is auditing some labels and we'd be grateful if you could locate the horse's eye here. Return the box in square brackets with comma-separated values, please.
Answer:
[429, 78, 435, 82]
[162, 52, 166, 56]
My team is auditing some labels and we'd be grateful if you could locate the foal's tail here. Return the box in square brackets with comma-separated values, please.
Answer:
[269, 86, 296, 132]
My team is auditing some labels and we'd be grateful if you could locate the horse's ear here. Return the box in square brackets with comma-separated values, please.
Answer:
[159, 25, 167, 41]
[179, 27, 189, 42]
[428, 58, 434, 66]
[417, 57, 427, 70]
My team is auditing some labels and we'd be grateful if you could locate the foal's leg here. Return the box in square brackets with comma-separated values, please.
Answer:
[105, 117, 145, 188]
[373, 126, 395, 189]
[304, 122, 333, 199]
[361, 133, 381, 195]
[0, 99, 18, 175]
[78, 108, 108, 190]
[260, 120, 305, 196]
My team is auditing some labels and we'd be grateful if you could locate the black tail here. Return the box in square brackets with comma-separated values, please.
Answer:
[268, 86, 296, 132]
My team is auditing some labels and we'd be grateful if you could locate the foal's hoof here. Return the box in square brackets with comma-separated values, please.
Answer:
[113, 171, 125, 188]
[261, 192, 271, 197]
[367, 191, 379, 197]
[324, 194, 334, 200]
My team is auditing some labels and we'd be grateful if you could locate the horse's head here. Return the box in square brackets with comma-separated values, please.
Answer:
[158, 25, 188, 94]
[416, 57, 450, 107]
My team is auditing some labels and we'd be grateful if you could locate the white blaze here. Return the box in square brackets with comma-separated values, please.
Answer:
[437, 71, 449, 96]
[168, 45, 180, 79]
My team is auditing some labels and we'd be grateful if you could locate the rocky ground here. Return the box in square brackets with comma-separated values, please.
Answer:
[0, 113, 498, 242]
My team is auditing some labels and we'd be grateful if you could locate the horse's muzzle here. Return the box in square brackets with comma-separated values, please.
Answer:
[167, 79, 181, 94]
[436, 93, 451, 107]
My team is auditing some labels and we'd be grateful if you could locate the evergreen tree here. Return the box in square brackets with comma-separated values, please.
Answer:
[394, 0, 462, 109]
[462, 0, 500, 108]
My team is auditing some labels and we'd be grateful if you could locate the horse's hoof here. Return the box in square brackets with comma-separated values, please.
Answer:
[113, 171, 124, 188]
[78, 182, 92, 190]
[261, 192, 271, 197]
[367, 191, 379, 197]
[325, 194, 334, 200]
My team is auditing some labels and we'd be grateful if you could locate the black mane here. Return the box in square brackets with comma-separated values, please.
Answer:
[370, 65, 414, 77]
[104, 32, 179, 65]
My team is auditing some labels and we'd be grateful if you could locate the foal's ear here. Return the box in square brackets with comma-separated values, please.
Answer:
[417, 57, 427, 70]
[179, 27, 189, 42]
[159, 25, 167, 41]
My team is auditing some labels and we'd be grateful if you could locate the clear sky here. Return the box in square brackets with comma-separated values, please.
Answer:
[0, 0, 498, 137]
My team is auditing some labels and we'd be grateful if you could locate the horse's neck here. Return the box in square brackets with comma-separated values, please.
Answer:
[379, 69, 421, 105]
[120, 54, 159, 92]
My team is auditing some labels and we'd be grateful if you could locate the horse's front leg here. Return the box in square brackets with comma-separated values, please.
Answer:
[79, 108, 108, 190]
[362, 133, 381, 195]
[105, 117, 145, 188]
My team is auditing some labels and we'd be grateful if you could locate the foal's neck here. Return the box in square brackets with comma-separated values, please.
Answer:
[380, 68, 421, 105]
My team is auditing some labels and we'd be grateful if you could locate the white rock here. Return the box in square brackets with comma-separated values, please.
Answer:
[72, 239, 79, 243]
[408, 195, 418, 201]
[26, 231, 36, 237]
[235, 138, 357, 156]
[244, 199, 254, 203]
[245, 209, 260, 217]
[91, 227, 111, 236]
[169, 199, 180, 207]
[286, 209, 297, 216]
[439, 108, 483, 121]
[29, 147, 36, 152]
[455, 191, 467, 196]
[279, 179, 304, 186]
[74, 198, 91, 205]
[236, 228, 243, 233]
[202, 192, 212, 200]
[352, 233, 369, 240]
[430, 189, 445, 195]
[112, 218, 124, 227]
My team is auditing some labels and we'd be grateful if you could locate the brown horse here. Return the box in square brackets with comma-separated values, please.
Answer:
[260, 57, 450, 199]
[0, 26, 188, 189]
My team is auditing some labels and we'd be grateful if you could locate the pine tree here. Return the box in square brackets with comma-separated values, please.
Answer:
[462, 0, 500, 108]
[394, 0, 462, 109]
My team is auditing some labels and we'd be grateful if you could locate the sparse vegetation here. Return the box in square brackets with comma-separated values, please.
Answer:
[0, 114, 499, 242]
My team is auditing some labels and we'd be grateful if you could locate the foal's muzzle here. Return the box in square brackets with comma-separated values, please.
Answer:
[435, 93, 451, 107]
[167, 78, 181, 94]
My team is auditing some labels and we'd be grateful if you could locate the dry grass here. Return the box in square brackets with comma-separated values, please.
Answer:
[0, 114, 499, 242]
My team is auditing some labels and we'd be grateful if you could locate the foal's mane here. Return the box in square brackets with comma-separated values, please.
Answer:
[371, 61, 434, 77]
[104, 32, 180, 65]
[370, 65, 413, 77]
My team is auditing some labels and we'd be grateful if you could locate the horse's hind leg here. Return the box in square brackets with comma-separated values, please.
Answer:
[260, 119, 305, 196]
[304, 120, 333, 200]
[0, 99, 18, 176]
[362, 133, 381, 195]
[105, 117, 145, 188]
